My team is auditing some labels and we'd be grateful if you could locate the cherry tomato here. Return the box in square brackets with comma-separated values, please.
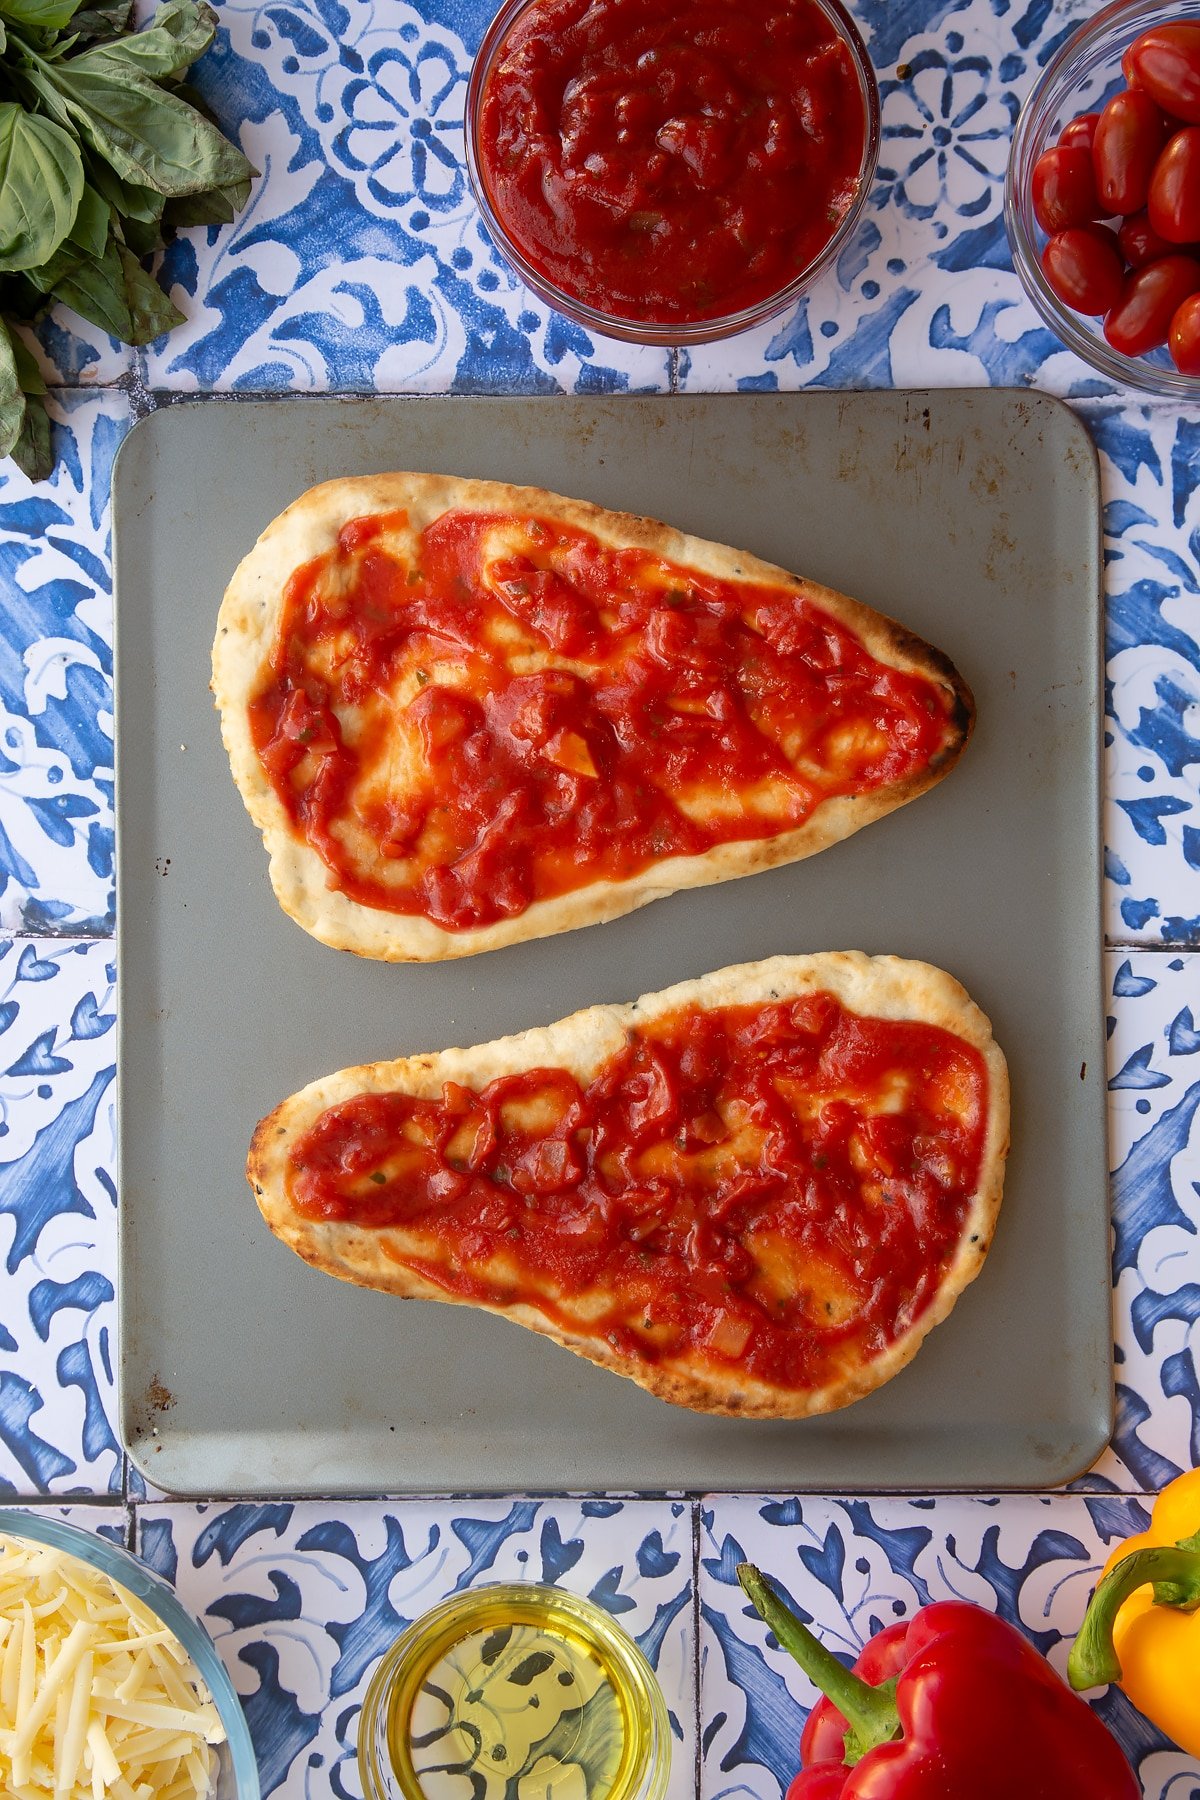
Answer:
[1104, 253, 1200, 354]
[1167, 290, 1200, 372]
[1059, 111, 1099, 153]
[1117, 207, 1190, 266]
[1031, 144, 1101, 233]
[1123, 22, 1200, 125]
[1148, 126, 1200, 242]
[1041, 225, 1125, 314]
[1093, 90, 1169, 214]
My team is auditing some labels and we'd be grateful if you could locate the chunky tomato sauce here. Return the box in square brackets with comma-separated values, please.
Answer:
[474, 0, 869, 323]
[288, 993, 989, 1392]
[249, 508, 962, 933]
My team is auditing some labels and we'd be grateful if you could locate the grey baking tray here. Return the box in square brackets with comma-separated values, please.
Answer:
[113, 390, 1106, 1497]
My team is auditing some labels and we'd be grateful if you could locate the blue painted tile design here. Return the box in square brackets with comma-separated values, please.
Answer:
[699, 1494, 1200, 1800]
[137, 1497, 695, 1799]
[0, 938, 119, 1499]
[1089, 951, 1200, 1495]
[139, 1, 671, 393]
[0, 390, 124, 935]
[1083, 402, 1200, 948]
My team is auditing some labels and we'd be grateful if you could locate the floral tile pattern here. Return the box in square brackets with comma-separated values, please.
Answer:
[138, 3, 671, 395]
[1096, 951, 1200, 1497]
[0, 390, 124, 937]
[0, 938, 118, 1499]
[137, 1497, 696, 1799]
[698, 1494, 1196, 1800]
[17, 314, 132, 394]
[1087, 404, 1200, 950]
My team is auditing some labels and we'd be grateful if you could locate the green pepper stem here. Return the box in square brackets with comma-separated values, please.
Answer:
[1068, 1545, 1200, 1692]
[737, 1563, 900, 1760]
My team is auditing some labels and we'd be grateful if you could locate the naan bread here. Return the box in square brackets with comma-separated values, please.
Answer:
[248, 953, 1010, 1418]
[213, 475, 974, 960]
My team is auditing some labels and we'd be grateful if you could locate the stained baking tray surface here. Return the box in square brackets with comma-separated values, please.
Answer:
[113, 391, 1106, 1496]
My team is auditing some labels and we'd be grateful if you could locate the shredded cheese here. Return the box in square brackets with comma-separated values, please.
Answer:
[0, 1535, 226, 1800]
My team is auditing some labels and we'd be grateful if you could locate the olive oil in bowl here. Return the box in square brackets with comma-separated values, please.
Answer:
[358, 1583, 671, 1800]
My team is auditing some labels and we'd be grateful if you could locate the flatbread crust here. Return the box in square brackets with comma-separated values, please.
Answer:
[213, 475, 974, 961]
[248, 952, 1010, 1419]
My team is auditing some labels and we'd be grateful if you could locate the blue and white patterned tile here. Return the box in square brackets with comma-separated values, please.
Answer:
[0, 1500, 127, 1541]
[699, 1493, 1199, 1800]
[1080, 402, 1200, 949]
[0, 388, 123, 936]
[0, 937, 119, 1499]
[139, 7, 671, 394]
[15, 315, 132, 392]
[679, 0, 1112, 394]
[136, 1497, 695, 1799]
[1087, 950, 1200, 1496]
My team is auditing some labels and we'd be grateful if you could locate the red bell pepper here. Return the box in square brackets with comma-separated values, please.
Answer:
[737, 1563, 1139, 1800]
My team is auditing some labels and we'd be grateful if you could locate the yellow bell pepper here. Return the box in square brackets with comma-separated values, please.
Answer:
[1068, 1467, 1200, 1757]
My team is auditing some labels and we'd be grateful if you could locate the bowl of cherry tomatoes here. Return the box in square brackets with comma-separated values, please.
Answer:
[1005, 0, 1200, 392]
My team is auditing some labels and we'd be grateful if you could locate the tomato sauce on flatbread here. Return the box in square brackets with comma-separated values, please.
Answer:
[247, 508, 964, 932]
[284, 989, 990, 1394]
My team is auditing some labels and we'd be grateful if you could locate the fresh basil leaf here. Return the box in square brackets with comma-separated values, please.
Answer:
[67, 0, 131, 41]
[10, 384, 51, 478]
[83, 147, 162, 222]
[0, 22, 7, 52]
[115, 209, 162, 256]
[51, 225, 131, 336]
[21, 234, 85, 291]
[164, 169, 250, 226]
[68, 176, 106, 254]
[9, 325, 45, 393]
[20, 177, 107, 290]
[0, 314, 27, 458]
[77, 0, 215, 80]
[0, 101, 84, 271]
[116, 241, 181, 341]
[0, 0, 83, 29]
[26, 62, 253, 195]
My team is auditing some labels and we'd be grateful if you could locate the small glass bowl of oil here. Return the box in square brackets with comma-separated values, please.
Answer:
[358, 1582, 672, 1800]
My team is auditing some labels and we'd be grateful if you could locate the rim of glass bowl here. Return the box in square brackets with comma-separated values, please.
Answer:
[0, 1508, 261, 1800]
[464, 0, 881, 346]
[357, 1582, 671, 1800]
[1004, 0, 1200, 396]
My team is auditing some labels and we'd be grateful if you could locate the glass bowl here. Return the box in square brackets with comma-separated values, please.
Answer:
[358, 1582, 671, 1800]
[1005, 0, 1200, 395]
[0, 1508, 260, 1800]
[464, 0, 880, 345]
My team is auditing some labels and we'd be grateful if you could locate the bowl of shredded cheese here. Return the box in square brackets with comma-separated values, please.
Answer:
[0, 1509, 260, 1800]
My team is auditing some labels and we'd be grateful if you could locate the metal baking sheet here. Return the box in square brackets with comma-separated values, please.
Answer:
[113, 390, 1107, 1497]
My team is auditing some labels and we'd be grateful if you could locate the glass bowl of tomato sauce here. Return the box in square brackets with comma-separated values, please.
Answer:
[1005, 0, 1200, 394]
[465, 0, 880, 344]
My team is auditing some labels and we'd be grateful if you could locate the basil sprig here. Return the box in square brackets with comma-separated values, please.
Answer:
[0, 0, 255, 477]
